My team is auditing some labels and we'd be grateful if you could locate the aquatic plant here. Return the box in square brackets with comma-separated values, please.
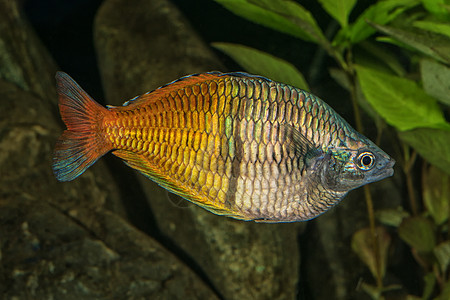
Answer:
[212, 0, 450, 298]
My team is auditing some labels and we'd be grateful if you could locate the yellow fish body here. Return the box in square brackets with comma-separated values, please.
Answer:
[53, 72, 394, 222]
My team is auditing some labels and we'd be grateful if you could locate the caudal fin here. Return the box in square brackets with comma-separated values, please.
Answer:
[53, 72, 112, 181]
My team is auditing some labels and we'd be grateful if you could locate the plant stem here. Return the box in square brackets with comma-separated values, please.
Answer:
[405, 169, 417, 215]
[345, 51, 383, 289]
[403, 145, 418, 215]
[364, 185, 383, 289]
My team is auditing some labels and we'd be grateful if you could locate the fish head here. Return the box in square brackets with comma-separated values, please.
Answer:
[321, 144, 395, 192]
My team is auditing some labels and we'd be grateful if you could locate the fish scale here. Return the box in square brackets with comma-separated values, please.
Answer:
[111, 84, 230, 211]
[53, 71, 394, 222]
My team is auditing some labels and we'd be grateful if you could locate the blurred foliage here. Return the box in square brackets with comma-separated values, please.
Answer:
[213, 0, 450, 298]
[212, 43, 309, 90]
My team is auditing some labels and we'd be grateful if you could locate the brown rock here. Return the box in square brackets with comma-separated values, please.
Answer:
[0, 196, 220, 300]
[0, 0, 58, 105]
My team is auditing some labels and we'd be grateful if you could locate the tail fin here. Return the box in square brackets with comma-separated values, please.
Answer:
[53, 72, 112, 181]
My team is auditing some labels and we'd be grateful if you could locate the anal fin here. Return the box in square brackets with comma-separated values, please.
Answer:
[112, 150, 241, 218]
[112, 150, 189, 198]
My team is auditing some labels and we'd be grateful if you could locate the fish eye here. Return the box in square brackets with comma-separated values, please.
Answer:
[357, 152, 376, 170]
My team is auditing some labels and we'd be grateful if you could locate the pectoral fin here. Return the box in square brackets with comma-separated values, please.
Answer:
[283, 124, 324, 169]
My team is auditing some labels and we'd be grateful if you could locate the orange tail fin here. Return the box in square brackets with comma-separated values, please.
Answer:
[53, 72, 112, 181]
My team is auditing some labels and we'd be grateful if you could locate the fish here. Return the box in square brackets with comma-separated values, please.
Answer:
[53, 71, 395, 222]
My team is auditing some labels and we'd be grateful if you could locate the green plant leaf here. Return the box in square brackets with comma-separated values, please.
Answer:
[360, 282, 382, 300]
[422, 165, 449, 225]
[398, 216, 436, 253]
[420, 0, 450, 16]
[399, 128, 450, 175]
[375, 36, 417, 50]
[434, 241, 450, 273]
[355, 65, 450, 131]
[358, 41, 406, 76]
[329, 66, 385, 130]
[360, 283, 382, 300]
[422, 273, 436, 300]
[213, 0, 326, 44]
[414, 20, 450, 39]
[347, 0, 420, 44]
[376, 207, 410, 227]
[436, 279, 450, 300]
[212, 42, 309, 90]
[420, 59, 450, 106]
[318, 0, 356, 28]
[369, 22, 450, 64]
[360, 283, 402, 300]
[351, 226, 390, 280]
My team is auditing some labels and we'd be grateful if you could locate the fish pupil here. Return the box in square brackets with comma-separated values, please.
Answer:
[362, 155, 372, 166]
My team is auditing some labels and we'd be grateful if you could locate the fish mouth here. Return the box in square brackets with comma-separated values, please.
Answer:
[383, 167, 394, 178]
[367, 157, 396, 182]
[382, 157, 395, 177]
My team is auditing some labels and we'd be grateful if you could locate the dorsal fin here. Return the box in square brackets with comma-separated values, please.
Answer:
[220, 71, 272, 82]
[113, 71, 274, 109]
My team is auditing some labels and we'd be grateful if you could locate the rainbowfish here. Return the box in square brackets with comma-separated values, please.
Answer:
[53, 71, 394, 222]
